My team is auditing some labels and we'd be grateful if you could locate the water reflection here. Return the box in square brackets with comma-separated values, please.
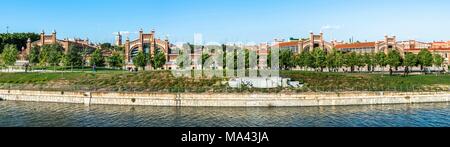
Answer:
[0, 101, 449, 127]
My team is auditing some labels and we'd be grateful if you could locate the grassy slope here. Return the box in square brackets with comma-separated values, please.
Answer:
[282, 71, 450, 91]
[0, 70, 449, 92]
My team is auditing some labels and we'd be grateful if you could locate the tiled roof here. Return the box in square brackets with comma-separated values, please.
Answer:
[432, 41, 446, 44]
[274, 41, 299, 47]
[335, 42, 376, 49]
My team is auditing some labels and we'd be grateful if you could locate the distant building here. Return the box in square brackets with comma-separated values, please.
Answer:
[115, 29, 174, 70]
[23, 30, 98, 60]
[334, 36, 401, 54]
[274, 34, 449, 65]
[335, 42, 376, 53]
[272, 32, 334, 53]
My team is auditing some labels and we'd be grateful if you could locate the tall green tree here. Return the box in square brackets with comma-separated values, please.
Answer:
[293, 53, 301, 69]
[176, 50, 190, 69]
[344, 52, 358, 72]
[39, 44, 63, 66]
[153, 50, 166, 69]
[335, 51, 344, 72]
[199, 52, 211, 69]
[355, 53, 366, 72]
[386, 49, 402, 75]
[62, 45, 83, 67]
[326, 49, 337, 72]
[100, 43, 112, 50]
[374, 52, 387, 72]
[267, 49, 271, 69]
[89, 49, 105, 67]
[325, 49, 344, 72]
[280, 48, 294, 70]
[107, 51, 124, 69]
[363, 53, 375, 72]
[221, 44, 227, 69]
[1, 44, 18, 66]
[297, 50, 314, 71]
[417, 49, 433, 71]
[433, 54, 445, 71]
[133, 51, 148, 70]
[403, 52, 418, 75]
[244, 49, 250, 69]
[312, 48, 326, 71]
[28, 46, 40, 65]
[0, 33, 40, 53]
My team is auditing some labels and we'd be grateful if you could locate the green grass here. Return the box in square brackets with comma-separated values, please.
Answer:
[281, 71, 450, 92]
[0, 70, 449, 92]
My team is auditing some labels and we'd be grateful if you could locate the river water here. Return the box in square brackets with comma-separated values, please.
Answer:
[0, 101, 448, 127]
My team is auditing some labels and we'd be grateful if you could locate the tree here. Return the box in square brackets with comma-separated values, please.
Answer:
[344, 52, 358, 72]
[293, 53, 301, 69]
[226, 49, 239, 70]
[199, 52, 211, 69]
[176, 50, 190, 69]
[417, 49, 433, 72]
[312, 48, 326, 72]
[107, 51, 123, 69]
[244, 49, 250, 69]
[433, 53, 445, 71]
[111, 46, 124, 52]
[363, 53, 375, 72]
[39, 44, 63, 66]
[1, 44, 18, 66]
[100, 43, 112, 50]
[374, 52, 387, 72]
[62, 45, 83, 67]
[335, 51, 344, 72]
[297, 50, 314, 71]
[47, 46, 63, 66]
[280, 48, 294, 70]
[221, 44, 227, 69]
[90, 49, 105, 67]
[355, 53, 366, 72]
[386, 49, 402, 75]
[0, 33, 40, 54]
[267, 49, 271, 69]
[212, 49, 225, 70]
[403, 52, 418, 75]
[28, 46, 40, 65]
[153, 50, 166, 69]
[326, 49, 336, 72]
[133, 51, 148, 70]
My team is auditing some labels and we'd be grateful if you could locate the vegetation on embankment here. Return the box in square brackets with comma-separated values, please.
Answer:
[0, 70, 449, 93]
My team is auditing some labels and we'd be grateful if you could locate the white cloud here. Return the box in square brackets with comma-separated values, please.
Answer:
[112, 31, 132, 35]
[321, 25, 341, 31]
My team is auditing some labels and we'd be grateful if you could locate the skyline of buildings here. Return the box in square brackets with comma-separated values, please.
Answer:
[3, 0, 450, 43]
[21, 28, 449, 70]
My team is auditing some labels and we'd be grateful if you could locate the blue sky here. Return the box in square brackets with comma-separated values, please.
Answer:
[2, 0, 450, 43]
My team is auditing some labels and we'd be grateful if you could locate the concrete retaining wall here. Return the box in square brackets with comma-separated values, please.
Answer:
[0, 89, 449, 107]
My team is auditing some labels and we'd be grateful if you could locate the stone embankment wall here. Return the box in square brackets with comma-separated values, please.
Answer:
[0, 90, 449, 107]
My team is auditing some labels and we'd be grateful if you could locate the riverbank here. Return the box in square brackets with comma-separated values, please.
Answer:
[1, 71, 449, 92]
[0, 89, 449, 107]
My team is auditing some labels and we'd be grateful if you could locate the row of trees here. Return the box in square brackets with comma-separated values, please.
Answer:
[278, 48, 445, 75]
[0, 33, 40, 54]
[175, 45, 257, 70]
[0, 40, 170, 71]
[132, 49, 167, 70]
[173, 44, 445, 76]
[0, 43, 125, 69]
